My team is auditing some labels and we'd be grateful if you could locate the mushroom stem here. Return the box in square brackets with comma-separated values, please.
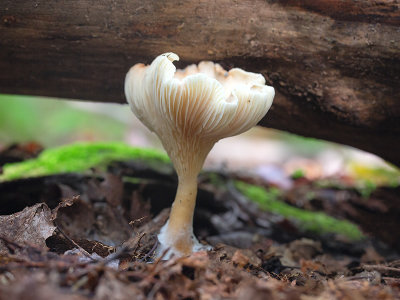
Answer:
[168, 175, 198, 234]
[162, 174, 199, 256]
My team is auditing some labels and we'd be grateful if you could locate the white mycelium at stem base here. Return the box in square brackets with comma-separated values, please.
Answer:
[125, 52, 275, 257]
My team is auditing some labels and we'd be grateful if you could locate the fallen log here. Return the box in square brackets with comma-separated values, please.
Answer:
[1, 0, 399, 164]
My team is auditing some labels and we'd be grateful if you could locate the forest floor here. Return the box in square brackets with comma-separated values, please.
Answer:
[0, 143, 400, 300]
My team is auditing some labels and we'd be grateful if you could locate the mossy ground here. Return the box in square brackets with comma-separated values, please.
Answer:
[0, 142, 169, 181]
[1, 142, 363, 240]
[235, 181, 364, 241]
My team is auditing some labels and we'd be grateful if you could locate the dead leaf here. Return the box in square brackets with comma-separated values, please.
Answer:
[129, 189, 152, 223]
[0, 203, 56, 253]
[53, 197, 95, 239]
[100, 173, 124, 207]
[288, 239, 322, 262]
[361, 247, 385, 264]
[232, 249, 262, 268]
[95, 271, 145, 300]
[300, 259, 323, 274]
[0, 271, 86, 300]
[232, 250, 250, 268]
[51, 195, 79, 221]
[180, 251, 210, 269]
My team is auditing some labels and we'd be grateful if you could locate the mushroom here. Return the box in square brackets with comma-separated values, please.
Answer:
[125, 52, 275, 257]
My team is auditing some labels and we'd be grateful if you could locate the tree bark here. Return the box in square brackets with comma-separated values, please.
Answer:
[1, 1, 399, 164]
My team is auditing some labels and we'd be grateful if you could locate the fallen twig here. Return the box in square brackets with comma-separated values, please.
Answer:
[101, 232, 146, 265]
[139, 240, 159, 262]
[362, 264, 400, 276]
[55, 224, 95, 261]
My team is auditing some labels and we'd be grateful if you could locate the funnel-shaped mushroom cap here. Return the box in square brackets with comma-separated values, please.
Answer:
[125, 52, 274, 177]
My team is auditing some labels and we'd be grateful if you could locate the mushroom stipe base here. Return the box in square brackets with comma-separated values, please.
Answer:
[156, 220, 212, 259]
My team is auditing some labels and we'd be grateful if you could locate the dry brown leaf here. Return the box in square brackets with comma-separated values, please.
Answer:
[0, 203, 55, 253]
[232, 250, 250, 268]
[0, 271, 87, 300]
[100, 173, 124, 208]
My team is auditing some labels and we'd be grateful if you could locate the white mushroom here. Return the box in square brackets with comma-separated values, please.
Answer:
[125, 52, 275, 257]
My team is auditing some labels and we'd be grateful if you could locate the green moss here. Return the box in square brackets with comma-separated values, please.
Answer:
[206, 172, 226, 188]
[291, 169, 305, 179]
[357, 181, 378, 199]
[235, 181, 364, 241]
[350, 162, 400, 187]
[0, 142, 169, 181]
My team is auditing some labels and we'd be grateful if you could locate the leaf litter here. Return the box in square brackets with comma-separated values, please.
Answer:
[0, 157, 399, 299]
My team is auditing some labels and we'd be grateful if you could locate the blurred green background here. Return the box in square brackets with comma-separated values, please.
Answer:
[0, 94, 130, 146]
